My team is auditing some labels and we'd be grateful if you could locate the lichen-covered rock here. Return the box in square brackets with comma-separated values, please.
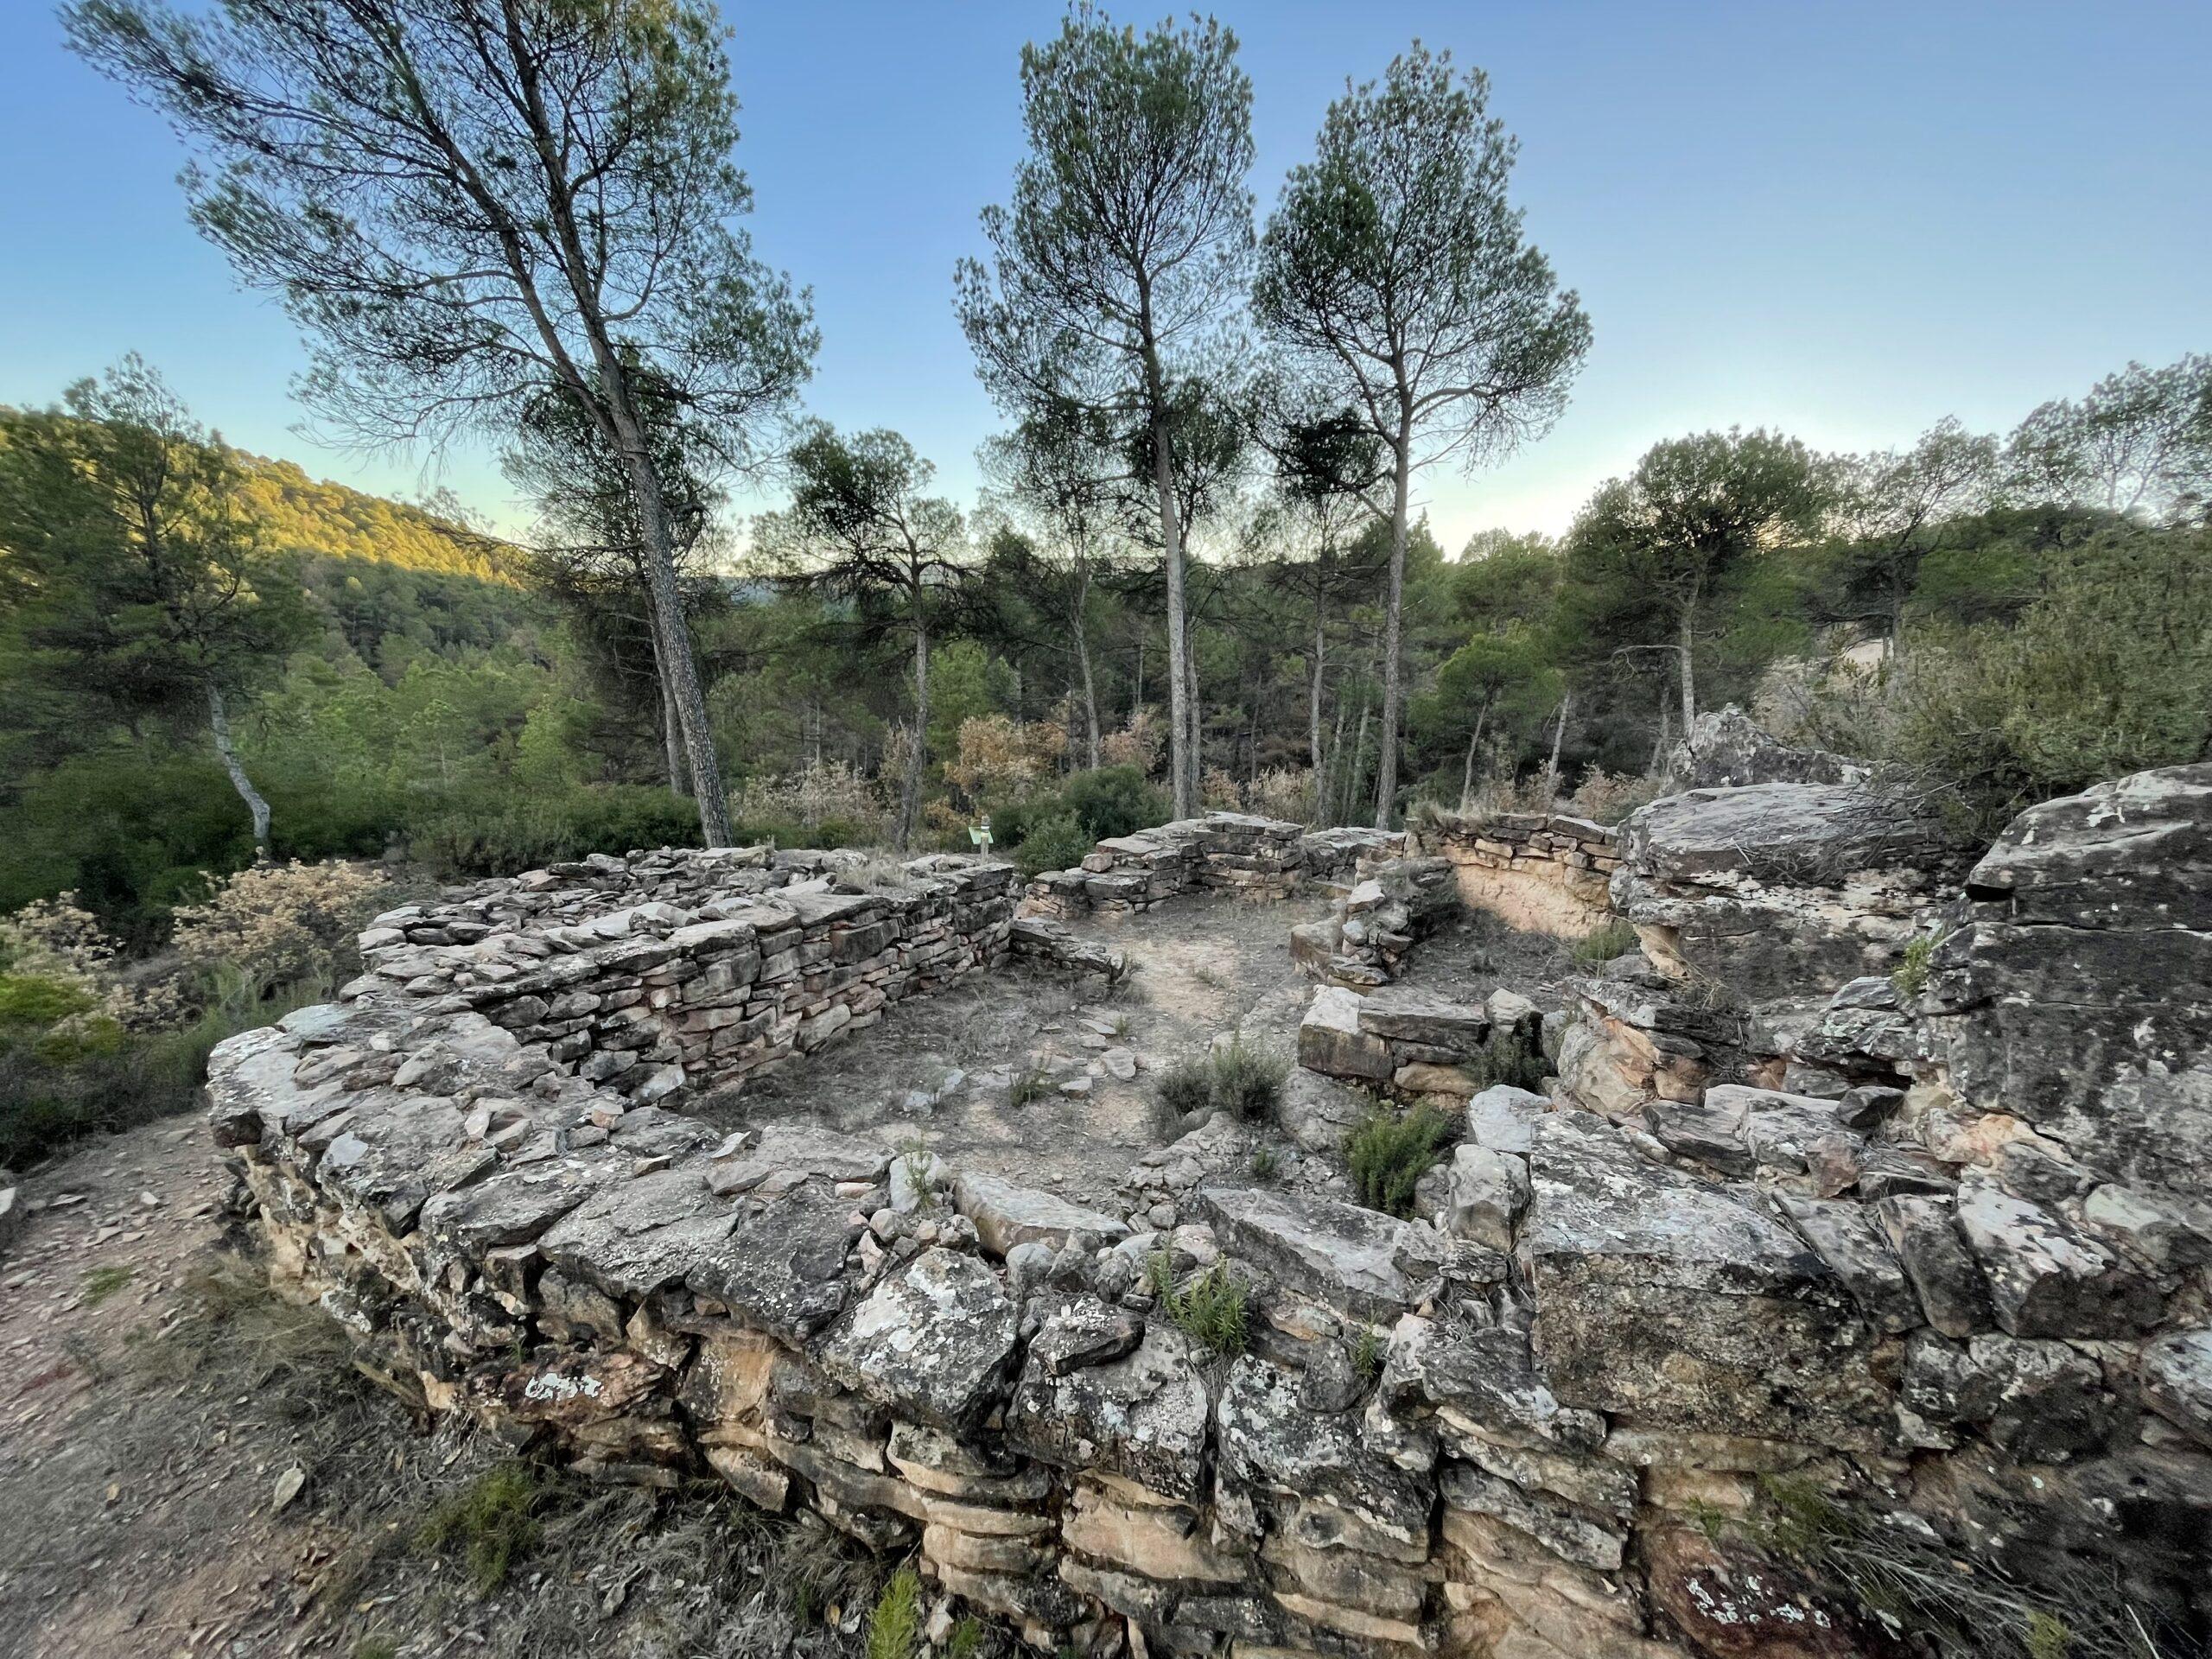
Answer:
[686, 1185, 861, 1344]
[1217, 1355, 1434, 1548]
[951, 1172, 1129, 1257]
[1954, 1178, 2162, 1339]
[1614, 783, 1947, 997]
[1929, 760, 2212, 1189]
[1198, 1185, 1444, 1323]
[1522, 1112, 1891, 1449]
[818, 1248, 1020, 1432]
[1005, 1321, 1211, 1503]
[1669, 707, 1866, 791]
[2140, 1328, 2212, 1450]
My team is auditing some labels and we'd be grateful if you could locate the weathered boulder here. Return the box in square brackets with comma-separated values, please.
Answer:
[1198, 1185, 1445, 1323]
[1954, 1179, 2161, 1339]
[1929, 761, 2212, 1189]
[1668, 706, 1866, 791]
[1217, 1355, 1435, 1548]
[818, 1249, 1020, 1432]
[1005, 1320, 1212, 1502]
[950, 1172, 1129, 1258]
[1613, 783, 1947, 997]
[686, 1185, 861, 1344]
[2139, 1329, 2212, 1450]
[1522, 1112, 1891, 1449]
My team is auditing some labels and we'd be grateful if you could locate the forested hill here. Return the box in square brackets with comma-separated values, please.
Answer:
[232, 452, 510, 583]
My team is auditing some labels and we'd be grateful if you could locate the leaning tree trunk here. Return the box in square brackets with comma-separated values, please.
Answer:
[1677, 607, 1698, 735]
[1373, 425, 1414, 830]
[1545, 691, 1573, 799]
[1459, 703, 1489, 811]
[647, 628, 690, 797]
[1072, 591, 1101, 770]
[611, 436, 733, 846]
[207, 680, 271, 860]
[898, 617, 929, 853]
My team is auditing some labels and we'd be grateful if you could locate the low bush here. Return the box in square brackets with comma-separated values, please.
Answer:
[1570, 918, 1641, 964]
[1147, 1249, 1248, 1357]
[1349, 1103, 1457, 1217]
[1012, 810, 1090, 878]
[1154, 1039, 1288, 1132]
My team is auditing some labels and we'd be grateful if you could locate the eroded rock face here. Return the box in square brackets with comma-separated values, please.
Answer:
[1929, 760, 2212, 1189]
[1669, 706, 1866, 791]
[1522, 1112, 1891, 1451]
[1613, 783, 1949, 998]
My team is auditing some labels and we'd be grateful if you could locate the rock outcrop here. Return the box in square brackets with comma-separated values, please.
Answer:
[1668, 706, 1866, 791]
[1611, 783, 1950, 998]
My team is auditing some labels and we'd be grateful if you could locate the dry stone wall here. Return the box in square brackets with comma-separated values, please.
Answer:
[206, 768, 2212, 1658]
[1024, 813, 1404, 918]
[1416, 812, 1619, 939]
[345, 846, 1018, 1111]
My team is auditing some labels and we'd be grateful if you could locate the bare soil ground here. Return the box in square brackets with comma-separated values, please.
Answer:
[711, 891, 1333, 1214]
[0, 886, 1559, 1659]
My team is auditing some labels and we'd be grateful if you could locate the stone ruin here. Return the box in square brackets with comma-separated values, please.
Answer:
[207, 761, 2212, 1657]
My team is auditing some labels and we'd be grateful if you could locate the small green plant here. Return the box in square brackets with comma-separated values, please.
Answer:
[415, 1461, 545, 1592]
[1248, 1143, 1284, 1182]
[1147, 1249, 1248, 1357]
[947, 1617, 986, 1659]
[1891, 929, 1947, 998]
[2024, 1611, 2076, 1659]
[896, 1141, 940, 1209]
[1569, 918, 1640, 964]
[1007, 1059, 1055, 1109]
[352, 1640, 400, 1659]
[1208, 1039, 1288, 1123]
[81, 1263, 134, 1307]
[1155, 1039, 1288, 1130]
[1349, 1103, 1456, 1218]
[865, 1565, 924, 1659]
[1350, 1325, 1383, 1384]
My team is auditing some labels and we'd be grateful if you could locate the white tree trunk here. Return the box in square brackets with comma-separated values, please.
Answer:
[207, 680, 271, 859]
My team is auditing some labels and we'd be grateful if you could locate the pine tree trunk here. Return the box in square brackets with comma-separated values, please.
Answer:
[207, 680, 271, 860]
[1073, 595, 1101, 770]
[611, 437, 733, 845]
[899, 617, 928, 852]
[1185, 642, 1203, 807]
[1546, 691, 1573, 800]
[648, 629, 690, 797]
[1373, 422, 1413, 830]
[1137, 289, 1194, 821]
[1459, 702, 1488, 811]
[1324, 696, 1349, 826]
[1346, 701, 1372, 826]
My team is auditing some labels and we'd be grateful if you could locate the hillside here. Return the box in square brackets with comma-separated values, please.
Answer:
[233, 452, 513, 582]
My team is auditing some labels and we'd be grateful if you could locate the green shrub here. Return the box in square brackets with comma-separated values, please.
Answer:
[1060, 765, 1171, 841]
[1147, 1249, 1248, 1357]
[1154, 1039, 1288, 1131]
[1007, 1059, 1056, 1109]
[1569, 918, 1640, 964]
[414, 1461, 545, 1592]
[1349, 1103, 1457, 1217]
[865, 1565, 923, 1659]
[1013, 810, 1091, 878]
[1891, 931, 1943, 998]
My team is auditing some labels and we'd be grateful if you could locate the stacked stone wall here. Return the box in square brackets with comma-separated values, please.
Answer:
[1024, 813, 1405, 918]
[349, 847, 1018, 1110]
[1417, 811, 1618, 938]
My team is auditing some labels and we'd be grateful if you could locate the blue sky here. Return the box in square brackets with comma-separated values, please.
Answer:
[3, 1, 2206, 550]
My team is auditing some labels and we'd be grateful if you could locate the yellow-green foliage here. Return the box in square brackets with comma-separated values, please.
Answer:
[865, 1566, 923, 1659]
[1147, 1249, 1249, 1357]
[415, 1462, 545, 1592]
